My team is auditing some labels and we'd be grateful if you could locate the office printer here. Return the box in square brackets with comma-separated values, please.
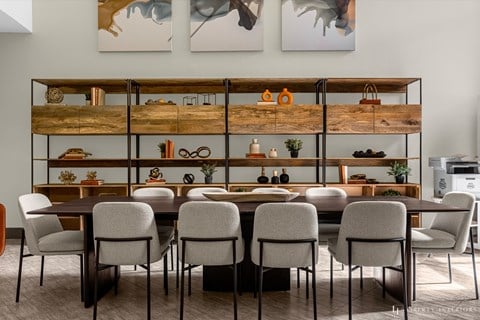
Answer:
[429, 156, 480, 199]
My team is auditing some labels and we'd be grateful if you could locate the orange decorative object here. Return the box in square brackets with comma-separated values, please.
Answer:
[0, 203, 5, 256]
[261, 89, 273, 102]
[277, 88, 293, 105]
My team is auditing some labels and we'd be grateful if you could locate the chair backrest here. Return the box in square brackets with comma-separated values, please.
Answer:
[186, 187, 227, 200]
[305, 187, 347, 199]
[178, 201, 243, 266]
[0, 203, 5, 256]
[18, 193, 63, 255]
[251, 203, 318, 268]
[335, 201, 406, 267]
[93, 202, 162, 265]
[133, 187, 175, 198]
[252, 187, 290, 193]
[430, 191, 476, 253]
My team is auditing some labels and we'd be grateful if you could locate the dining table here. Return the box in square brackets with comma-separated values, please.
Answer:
[27, 195, 468, 308]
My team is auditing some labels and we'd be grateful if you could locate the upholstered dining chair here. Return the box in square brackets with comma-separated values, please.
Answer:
[0, 203, 6, 256]
[16, 193, 84, 303]
[251, 202, 319, 320]
[178, 201, 244, 320]
[412, 191, 478, 300]
[251, 187, 290, 193]
[92, 202, 170, 320]
[186, 187, 227, 200]
[133, 187, 175, 278]
[328, 201, 408, 320]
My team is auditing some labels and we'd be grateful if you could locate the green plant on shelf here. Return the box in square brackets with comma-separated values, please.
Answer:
[382, 189, 402, 196]
[200, 163, 217, 177]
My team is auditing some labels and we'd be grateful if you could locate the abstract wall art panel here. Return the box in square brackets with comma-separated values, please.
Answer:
[98, 0, 172, 52]
[190, 0, 264, 52]
[282, 0, 355, 51]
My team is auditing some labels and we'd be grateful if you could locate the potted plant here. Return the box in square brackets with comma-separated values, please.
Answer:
[387, 162, 411, 184]
[200, 163, 217, 184]
[284, 138, 303, 158]
[157, 142, 166, 158]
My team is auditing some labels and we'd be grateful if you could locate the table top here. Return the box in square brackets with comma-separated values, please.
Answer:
[28, 196, 468, 220]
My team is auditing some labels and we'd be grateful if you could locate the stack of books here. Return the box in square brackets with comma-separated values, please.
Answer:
[91, 87, 105, 106]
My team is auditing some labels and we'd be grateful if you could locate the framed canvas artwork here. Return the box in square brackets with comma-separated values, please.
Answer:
[98, 0, 173, 52]
[282, 0, 356, 51]
[190, 0, 264, 52]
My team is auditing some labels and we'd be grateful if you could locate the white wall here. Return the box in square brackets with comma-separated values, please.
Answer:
[1, 0, 479, 227]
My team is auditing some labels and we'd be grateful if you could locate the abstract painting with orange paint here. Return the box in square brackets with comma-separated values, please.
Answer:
[98, 0, 172, 51]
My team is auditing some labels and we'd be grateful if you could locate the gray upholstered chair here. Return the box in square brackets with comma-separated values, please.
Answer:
[251, 202, 318, 320]
[178, 201, 244, 320]
[92, 202, 170, 320]
[328, 201, 408, 320]
[16, 193, 84, 303]
[251, 187, 290, 193]
[412, 191, 478, 300]
[133, 187, 175, 276]
[186, 187, 227, 200]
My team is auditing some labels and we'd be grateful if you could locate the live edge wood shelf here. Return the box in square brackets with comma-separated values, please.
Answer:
[31, 78, 422, 223]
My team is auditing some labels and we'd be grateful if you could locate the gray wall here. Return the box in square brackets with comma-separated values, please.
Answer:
[1, 0, 480, 227]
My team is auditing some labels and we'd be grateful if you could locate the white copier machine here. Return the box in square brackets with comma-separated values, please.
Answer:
[429, 156, 480, 199]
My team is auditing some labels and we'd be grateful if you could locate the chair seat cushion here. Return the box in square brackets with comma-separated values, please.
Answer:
[411, 228, 456, 249]
[38, 230, 83, 253]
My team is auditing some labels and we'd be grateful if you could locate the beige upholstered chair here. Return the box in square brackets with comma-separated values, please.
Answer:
[0, 203, 5, 256]
[92, 202, 170, 320]
[412, 191, 478, 300]
[16, 193, 84, 303]
[251, 203, 318, 320]
[186, 187, 227, 200]
[328, 201, 408, 320]
[178, 201, 244, 320]
[251, 187, 290, 193]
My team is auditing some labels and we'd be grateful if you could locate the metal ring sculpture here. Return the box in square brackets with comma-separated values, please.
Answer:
[178, 146, 211, 159]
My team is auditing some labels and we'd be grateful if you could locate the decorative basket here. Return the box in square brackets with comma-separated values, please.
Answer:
[359, 83, 381, 104]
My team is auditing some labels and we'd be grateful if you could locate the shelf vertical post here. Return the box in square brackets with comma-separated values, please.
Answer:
[126, 80, 132, 195]
[224, 79, 231, 188]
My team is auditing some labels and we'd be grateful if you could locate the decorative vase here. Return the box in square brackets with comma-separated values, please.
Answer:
[268, 148, 278, 158]
[257, 166, 269, 184]
[290, 150, 299, 158]
[279, 168, 289, 183]
[277, 88, 293, 105]
[395, 175, 405, 184]
[249, 138, 260, 154]
[183, 173, 195, 184]
[271, 170, 280, 184]
[205, 176, 213, 184]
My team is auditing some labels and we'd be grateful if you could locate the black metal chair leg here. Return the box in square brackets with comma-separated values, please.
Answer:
[232, 239, 238, 320]
[79, 254, 84, 302]
[40, 256, 45, 286]
[360, 266, 363, 289]
[297, 268, 300, 288]
[447, 253, 452, 283]
[163, 250, 168, 295]
[180, 240, 186, 320]
[93, 240, 100, 320]
[253, 265, 257, 298]
[15, 229, 25, 303]
[348, 242, 353, 320]
[329, 255, 333, 299]
[306, 266, 309, 299]
[413, 252, 416, 301]
[170, 241, 174, 271]
[147, 241, 151, 320]
[382, 267, 386, 298]
[258, 242, 264, 320]
[188, 264, 192, 296]
[176, 242, 180, 289]
[311, 242, 317, 320]
[400, 241, 409, 320]
[470, 227, 479, 299]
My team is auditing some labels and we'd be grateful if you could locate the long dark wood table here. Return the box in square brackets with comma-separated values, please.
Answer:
[28, 195, 467, 308]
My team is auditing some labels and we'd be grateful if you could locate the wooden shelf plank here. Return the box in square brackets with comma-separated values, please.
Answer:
[324, 78, 421, 93]
[228, 158, 320, 166]
[33, 79, 129, 94]
[134, 158, 225, 167]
